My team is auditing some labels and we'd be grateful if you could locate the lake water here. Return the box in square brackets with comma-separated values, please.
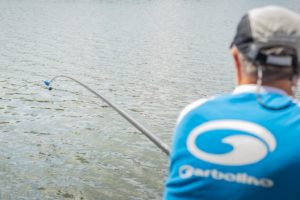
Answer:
[1, 0, 300, 199]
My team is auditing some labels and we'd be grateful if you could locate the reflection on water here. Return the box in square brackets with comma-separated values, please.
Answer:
[1, 0, 300, 199]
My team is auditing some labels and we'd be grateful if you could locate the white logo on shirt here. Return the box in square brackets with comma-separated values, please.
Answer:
[178, 165, 274, 188]
[187, 120, 276, 166]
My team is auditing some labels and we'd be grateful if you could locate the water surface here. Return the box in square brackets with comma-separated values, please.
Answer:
[1, 0, 300, 199]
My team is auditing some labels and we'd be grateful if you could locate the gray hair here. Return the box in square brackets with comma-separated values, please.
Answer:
[238, 47, 295, 81]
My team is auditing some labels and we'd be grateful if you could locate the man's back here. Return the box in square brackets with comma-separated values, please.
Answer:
[164, 85, 300, 200]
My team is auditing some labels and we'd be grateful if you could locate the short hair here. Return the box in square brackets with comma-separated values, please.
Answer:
[238, 47, 295, 82]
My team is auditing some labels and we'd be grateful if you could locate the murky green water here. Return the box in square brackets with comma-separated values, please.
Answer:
[1, 0, 300, 199]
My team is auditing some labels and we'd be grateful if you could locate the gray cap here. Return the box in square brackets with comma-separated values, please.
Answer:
[231, 5, 300, 72]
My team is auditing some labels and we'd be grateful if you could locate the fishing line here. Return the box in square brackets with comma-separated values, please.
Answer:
[43, 75, 170, 156]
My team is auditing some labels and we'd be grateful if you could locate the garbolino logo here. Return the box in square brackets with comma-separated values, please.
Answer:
[187, 120, 276, 166]
[178, 165, 274, 188]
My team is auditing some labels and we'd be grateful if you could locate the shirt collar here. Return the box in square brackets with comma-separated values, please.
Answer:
[232, 84, 288, 95]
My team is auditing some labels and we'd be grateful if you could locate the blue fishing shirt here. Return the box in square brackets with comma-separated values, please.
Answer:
[164, 84, 300, 200]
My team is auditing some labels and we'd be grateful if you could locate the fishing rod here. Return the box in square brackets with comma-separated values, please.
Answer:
[43, 75, 170, 156]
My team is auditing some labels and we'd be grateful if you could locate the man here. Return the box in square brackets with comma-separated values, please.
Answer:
[164, 5, 300, 200]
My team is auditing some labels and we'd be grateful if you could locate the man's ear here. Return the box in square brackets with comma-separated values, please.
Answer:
[231, 47, 242, 85]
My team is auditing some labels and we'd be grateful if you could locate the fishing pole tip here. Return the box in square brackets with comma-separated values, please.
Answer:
[43, 80, 50, 87]
[43, 80, 52, 90]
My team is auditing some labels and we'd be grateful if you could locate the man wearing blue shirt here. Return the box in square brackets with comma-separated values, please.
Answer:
[164, 5, 300, 200]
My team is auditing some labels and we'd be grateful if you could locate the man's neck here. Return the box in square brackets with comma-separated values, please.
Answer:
[239, 80, 294, 96]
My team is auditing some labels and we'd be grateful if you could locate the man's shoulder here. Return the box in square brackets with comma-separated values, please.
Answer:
[177, 94, 232, 124]
[177, 93, 300, 126]
[177, 98, 212, 124]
